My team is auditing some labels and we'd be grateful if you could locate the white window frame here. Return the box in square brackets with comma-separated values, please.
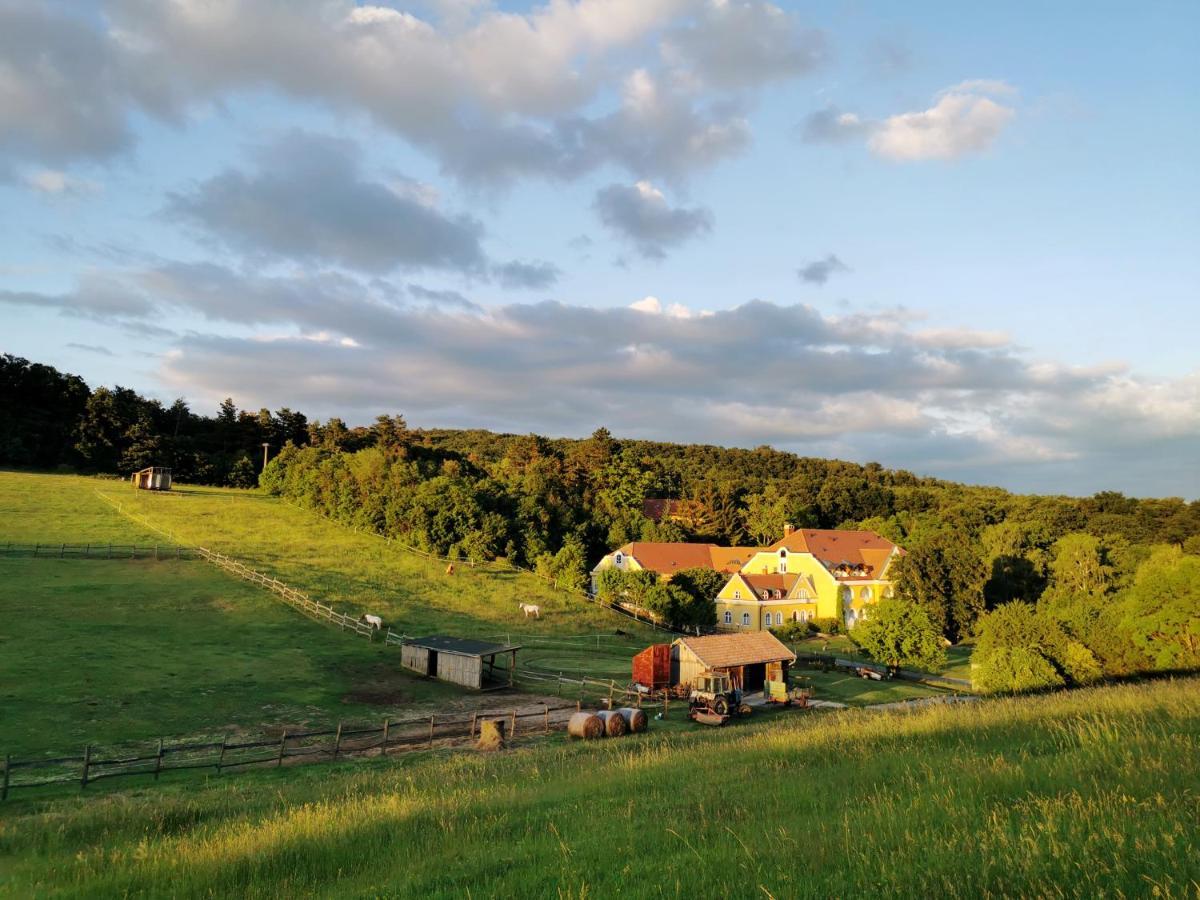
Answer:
[774, 612, 783, 626]
[733, 590, 741, 600]
[741, 613, 751, 626]
[723, 611, 733, 625]
[778, 548, 788, 573]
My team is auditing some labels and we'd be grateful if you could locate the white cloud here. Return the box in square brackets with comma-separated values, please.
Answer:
[868, 81, 1016, 161]
[802, 80, 1018, 162]
[594, 180, 713, 258]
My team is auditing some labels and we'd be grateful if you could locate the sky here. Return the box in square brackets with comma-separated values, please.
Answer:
[1, 0, 1198, 499]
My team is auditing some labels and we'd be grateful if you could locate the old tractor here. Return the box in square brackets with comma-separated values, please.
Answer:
[688, 671, 749, 724]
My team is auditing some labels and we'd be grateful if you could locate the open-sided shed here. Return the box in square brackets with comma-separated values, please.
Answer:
[672, 632, 796, 695]
[400, 636, 521, 690]
[131, 467, 172, 491]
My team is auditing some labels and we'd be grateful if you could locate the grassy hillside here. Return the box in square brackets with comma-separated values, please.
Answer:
[0, 558, 465, 757]
[0, 473, 159, 544]
[0, 679, 1195, 898]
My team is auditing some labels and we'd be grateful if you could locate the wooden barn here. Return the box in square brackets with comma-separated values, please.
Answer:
[400, 636, 521, 690]
[131, 466, 172, 491]
[672, 632, 796, 695]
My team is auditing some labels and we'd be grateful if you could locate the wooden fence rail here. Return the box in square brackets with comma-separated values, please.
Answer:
[1, 704, 583, 801]
[0, 542, 194, 560]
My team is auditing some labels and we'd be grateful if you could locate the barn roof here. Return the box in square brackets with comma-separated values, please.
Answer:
[674, 632, 796, 668]
[404, 635, 521, 657]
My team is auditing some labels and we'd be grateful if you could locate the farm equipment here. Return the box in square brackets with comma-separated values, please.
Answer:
[687, 671, 748, 724]
[765, 678, 811, 708]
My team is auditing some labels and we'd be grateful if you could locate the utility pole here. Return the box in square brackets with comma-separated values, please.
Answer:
[261, 442, 270, 471]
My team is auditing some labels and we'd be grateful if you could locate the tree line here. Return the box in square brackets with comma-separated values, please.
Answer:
[4, 352, 1198, 667]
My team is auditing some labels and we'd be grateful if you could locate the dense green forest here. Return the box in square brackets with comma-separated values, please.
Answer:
[4, 352, 1198, 686]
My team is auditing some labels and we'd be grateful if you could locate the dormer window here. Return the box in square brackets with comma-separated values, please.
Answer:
[614, 552, 623, 566]
[778, 548, 788, 573]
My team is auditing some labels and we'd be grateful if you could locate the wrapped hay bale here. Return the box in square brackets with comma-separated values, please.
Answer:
[616, 707, 648, 734]
[477, 719, 506, 751]
[567, 712, 604, 740]
[596, 709, 628, 737]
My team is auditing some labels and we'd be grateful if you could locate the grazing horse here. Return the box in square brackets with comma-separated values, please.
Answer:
[518, 603, 541, 619]
[361, 614, 384, 630]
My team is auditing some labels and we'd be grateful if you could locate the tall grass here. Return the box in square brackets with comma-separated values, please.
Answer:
[2, 679, 1196, 898]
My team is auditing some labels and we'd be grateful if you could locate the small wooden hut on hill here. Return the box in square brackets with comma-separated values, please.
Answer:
[400, 636, 521, 690]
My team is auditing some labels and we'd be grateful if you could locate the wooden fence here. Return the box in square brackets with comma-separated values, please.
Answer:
[1, 703, 583, 801]
[0, 542, 194, 560]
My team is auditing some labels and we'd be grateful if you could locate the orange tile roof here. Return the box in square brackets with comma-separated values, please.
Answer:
[620, 542, 720, 576]
[709, 546, 760, 573]
[675, 632, 796, 668]
[740, 573, 800, 593]
[768, 529, 902, 580]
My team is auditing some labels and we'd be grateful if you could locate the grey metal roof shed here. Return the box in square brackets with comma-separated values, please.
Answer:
[400, 636, 521, 690]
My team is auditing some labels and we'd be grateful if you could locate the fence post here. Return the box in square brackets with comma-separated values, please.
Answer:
[558, 672, 563, 696]
[106, 544, 111, 559]
[277, 730, 288, 767]
[81, 744, 91, 790]
[382, 718, 390, 748]
[217, 735, 228, 774]
[2, 754, 9, 801]
[510, 709, 517, 738]
[60, 543, 65, 558]
[33, 543, 39, 558]
[154, 739, 163, 780]
[428, 716, 435, 748]
[544, 705, 550, 734]
[470, 712, 478, 738]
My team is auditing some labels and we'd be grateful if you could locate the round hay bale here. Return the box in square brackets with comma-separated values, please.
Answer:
[567, 712, 604, 740]
[477, 719, 506, 751]
[616, 707, 648, 734]
[596, 709, 628, 737]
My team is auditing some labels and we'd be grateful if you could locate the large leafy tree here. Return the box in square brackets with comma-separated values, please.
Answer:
[850, 599, 946, 672]
[1121, 547, 1200, 670]
[893, 528, 987, 642]
[973, 601, 1101, 693]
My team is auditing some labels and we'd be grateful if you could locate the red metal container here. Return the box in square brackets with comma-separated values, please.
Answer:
[632, 643, 671, 691]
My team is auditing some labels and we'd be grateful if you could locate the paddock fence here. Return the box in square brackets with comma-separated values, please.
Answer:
[0, 542, 195, 560]
[1, 702, 585, 802]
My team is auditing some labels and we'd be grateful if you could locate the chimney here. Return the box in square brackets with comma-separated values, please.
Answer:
[783, 523, 795, 537]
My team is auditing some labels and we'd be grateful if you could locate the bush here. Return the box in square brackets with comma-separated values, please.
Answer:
[769, 621, 810, 642]
[811, 617, 841, 636]
[849, 599, 947, 672]
[973, 646, 1065, 694]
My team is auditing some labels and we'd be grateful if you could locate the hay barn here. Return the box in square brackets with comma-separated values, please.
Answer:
[400, 636, 521, 690]
[672, 632, 796, 695]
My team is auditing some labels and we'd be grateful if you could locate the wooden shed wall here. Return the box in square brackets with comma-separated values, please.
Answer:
[673, 644, 707, 687]
[437, 653, 483, 689]
[401, 645, 428, 674]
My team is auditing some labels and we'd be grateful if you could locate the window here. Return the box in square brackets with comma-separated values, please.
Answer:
[614, 552, 623, 566]
[741, 613, 751, 626]
[778, 548, 788, 573]
[723, 611, 733, 625]
[860, 587, 872, 601]
[792, 611, 800, 623]
[734, 590, 741, 600]
[774, 612, 783, 626]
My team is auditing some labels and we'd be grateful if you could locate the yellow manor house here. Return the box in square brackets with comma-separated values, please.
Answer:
[592, 528, 904, 632]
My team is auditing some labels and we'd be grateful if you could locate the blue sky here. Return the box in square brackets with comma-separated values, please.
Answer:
[1, 0, 1197, 497]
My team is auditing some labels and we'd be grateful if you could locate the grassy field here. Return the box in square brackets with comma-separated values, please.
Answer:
[0, 678, 1195, 898]
[0, 557, 465, 758]
[0, 470, 946, 763]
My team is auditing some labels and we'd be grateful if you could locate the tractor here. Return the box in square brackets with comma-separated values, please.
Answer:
[688, 671, 748, 722]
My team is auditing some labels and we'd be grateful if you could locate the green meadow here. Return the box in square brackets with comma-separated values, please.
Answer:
[0, 678, 1195, 898]
[0, 470, 948, 764]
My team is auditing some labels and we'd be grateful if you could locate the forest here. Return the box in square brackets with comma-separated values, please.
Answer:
[4, 352, 1198, 689]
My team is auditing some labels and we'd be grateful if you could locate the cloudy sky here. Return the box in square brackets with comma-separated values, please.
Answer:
[2, 1, 1198, 498]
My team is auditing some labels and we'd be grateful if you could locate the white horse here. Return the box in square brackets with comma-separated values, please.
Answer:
[361, 613, 384, 630]
[518, 603, 541, 619]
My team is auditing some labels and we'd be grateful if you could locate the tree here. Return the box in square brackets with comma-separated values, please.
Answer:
[227, 454, 258, 489]
[892, 528, 987, 641]
[1121, 547, 1200, 670]
[973, 601, 1101, 694]
[849, 599, 946, 672]
[743, 492, 788, 545]
[670, 567, 727, 607]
